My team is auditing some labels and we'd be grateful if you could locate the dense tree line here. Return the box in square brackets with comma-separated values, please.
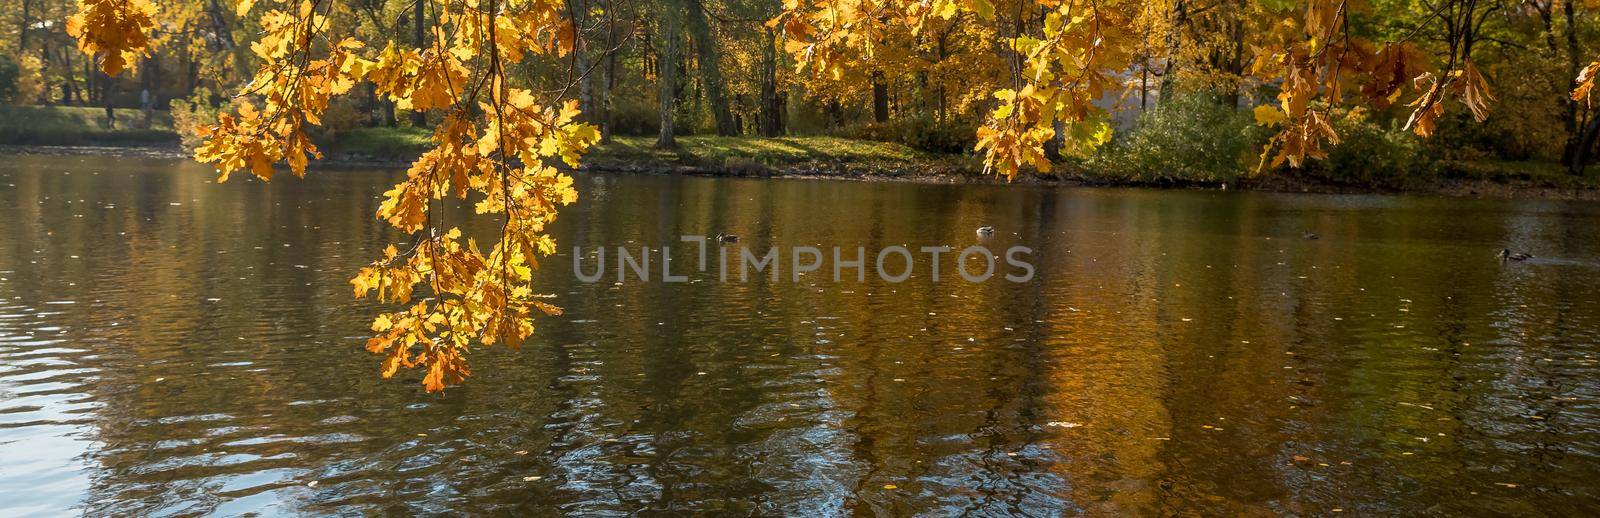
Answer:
[5, 0, 1599, 172]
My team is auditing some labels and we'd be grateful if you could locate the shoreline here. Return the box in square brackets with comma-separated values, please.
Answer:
[5, 143, 1599, 201]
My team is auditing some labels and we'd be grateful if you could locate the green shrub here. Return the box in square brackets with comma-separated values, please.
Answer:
[0, 55, 40, 105]
[169, 88, 224, 151]
[1310, 110, 1437, 187]
[607, 103, 661, 136]
[0, 55, 18, 104]
[1423, 57, 1567, 162]
[309, 96, 365, 141]
[1095, 94, 1265, 182]
[849, 115, 976, 154]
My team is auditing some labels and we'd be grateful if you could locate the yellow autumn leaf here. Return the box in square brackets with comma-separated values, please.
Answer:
[1253, 105, 1287, 127]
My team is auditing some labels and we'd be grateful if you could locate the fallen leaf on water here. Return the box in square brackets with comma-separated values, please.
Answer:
[883, 484, 898, 490]
[524, 476, 542, 482]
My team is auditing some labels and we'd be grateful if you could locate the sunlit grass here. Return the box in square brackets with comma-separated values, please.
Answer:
[593, 135, 939, 164]
[324, 126, 433, 156]
[0, 105, 176, 145]
[323, 129, 963, 173]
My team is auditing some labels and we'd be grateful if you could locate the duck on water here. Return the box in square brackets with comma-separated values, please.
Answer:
[1499, 249, 1533, 262]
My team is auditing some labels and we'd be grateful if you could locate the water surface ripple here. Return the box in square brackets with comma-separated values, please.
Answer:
[1, 155, 1598, 515]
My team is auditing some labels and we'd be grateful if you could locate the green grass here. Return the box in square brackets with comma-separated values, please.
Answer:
[594, 135, 936, 164]
[322, 129, 978, 176]
[321, 126, 433, 157]
[588, 135, 980, 177]
[0, 105, 178, 146]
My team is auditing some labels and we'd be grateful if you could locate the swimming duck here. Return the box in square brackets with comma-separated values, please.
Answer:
[1498, 249, 1532, 261]
[714, 232, 739, 244]
[976, 226, 995, 236]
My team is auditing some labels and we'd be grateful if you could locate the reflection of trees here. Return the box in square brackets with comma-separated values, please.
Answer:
[4, 158, 1600, 514]
[0, 157, 449, 514]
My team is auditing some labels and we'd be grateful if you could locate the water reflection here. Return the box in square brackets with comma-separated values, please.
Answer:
[1, 154, 1598, 514]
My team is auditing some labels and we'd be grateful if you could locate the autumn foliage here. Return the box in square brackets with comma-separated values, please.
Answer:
[65, 0, 157, 76]
[769, 0, 1514, 177]
[67, 0, 598, 391]
[1577, 59, 1600, 107]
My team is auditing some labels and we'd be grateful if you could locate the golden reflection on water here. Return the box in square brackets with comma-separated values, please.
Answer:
[1, 154, 1599, 514]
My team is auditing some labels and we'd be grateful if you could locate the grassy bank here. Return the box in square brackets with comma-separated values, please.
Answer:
[323, 127, 981, 178]
[0, 106, 178, 146]
[311, 127, 1600, 198]
[5, 107, 1599, 198]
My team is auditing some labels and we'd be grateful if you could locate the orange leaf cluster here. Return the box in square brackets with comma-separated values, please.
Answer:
[65, 0, 157, 76]
[1574, 60, 1600, 107]
[171, 0, 595, 391]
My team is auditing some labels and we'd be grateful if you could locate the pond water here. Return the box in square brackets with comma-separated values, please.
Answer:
[1, 154, 1599, 515]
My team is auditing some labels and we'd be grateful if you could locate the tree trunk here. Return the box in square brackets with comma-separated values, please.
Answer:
[204, 0, 243, 82]
[1223, 10, 1244, 107]
[140, 56, 157, 129]
[1043, 120, 1064, 161]
[102, 69, 116, 129]
[936, 34, 949, 122]
[871, 71, 889, 123]
[90, 60, 103, 105]
[759, 27, 783, 137]
[1158, 0, 1187, 103]
[38, 40, 52, 105]
[185, 38, 200, 94]
[1570, 113, 1600, 175]
[655, 1, 681, 148]
[61, 47, 79, 105]
[1561, 0, 1584, 171]
[1140, 61, 1149, 110]
[20, 0, 30, 53]
[573, 0, 593, 119]
[410, 0, 427, 127]
[364, 83, 394, 127]
[684, 0, 736, 135]
[61, 58, 74, 106]
[600, 0, 618, 141]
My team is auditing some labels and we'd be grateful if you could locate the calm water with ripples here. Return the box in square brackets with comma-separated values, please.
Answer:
[2, 154, 1599, 515]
